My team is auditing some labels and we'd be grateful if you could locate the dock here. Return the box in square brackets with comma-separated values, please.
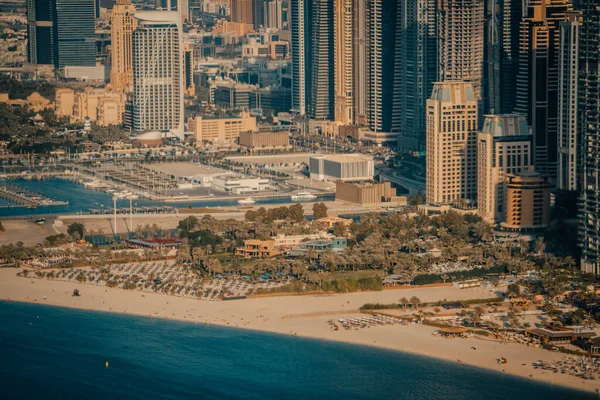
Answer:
[0, 184, 68, 209]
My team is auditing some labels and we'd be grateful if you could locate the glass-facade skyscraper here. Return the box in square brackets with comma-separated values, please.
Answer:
[26, 0, 96, 69]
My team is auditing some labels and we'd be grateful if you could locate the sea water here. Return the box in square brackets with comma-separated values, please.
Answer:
[0, 301, 591, 399]
[0, 178, 334, 217]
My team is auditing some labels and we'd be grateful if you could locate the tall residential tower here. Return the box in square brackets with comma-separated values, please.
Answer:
[110, 0, 137, 93]
[132, 11, 185, 137]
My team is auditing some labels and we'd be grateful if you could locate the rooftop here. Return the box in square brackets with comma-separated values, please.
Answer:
[310, 154, 373, 163]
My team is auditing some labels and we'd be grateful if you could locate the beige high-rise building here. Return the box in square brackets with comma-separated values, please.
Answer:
[110, 0, 137, 93]
[477, 114, 533, 223]
[333, 0, 353, 125]
[426, 81, 478, 205]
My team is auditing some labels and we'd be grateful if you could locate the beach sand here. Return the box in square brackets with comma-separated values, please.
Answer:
[0, 268, 595, 394]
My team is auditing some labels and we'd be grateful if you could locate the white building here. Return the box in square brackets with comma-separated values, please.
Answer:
[309, 154, 374, 182]
[132, 11, 185, 138]
[212, 176, 270, 194]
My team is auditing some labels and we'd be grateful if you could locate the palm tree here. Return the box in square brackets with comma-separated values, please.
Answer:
[399, 297, 409, 309]
[409, 296, 421, 310]
[441, 273, 450, 284]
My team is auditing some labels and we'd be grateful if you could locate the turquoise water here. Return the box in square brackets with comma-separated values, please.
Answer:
[0, 301, 592, 399]
[0, 179, 334, 217]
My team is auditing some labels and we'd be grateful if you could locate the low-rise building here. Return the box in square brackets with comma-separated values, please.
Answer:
[309, 154, 374, 182]
[289, 238, 347, 257]
[272, 232, 333, 249]
[335, 181, 406, 205]
[236, 240, 280, 258]
[56, 87, 126, 126]
[212, 176, 270, 194]
[190, 113, 257, 144]
[239, 130, 290, 151]
[502, 172, 550, 230]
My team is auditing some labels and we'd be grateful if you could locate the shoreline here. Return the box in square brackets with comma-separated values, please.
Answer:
[0, 268, 595, 395]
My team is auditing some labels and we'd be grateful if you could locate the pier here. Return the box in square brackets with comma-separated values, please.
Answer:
[0, 184, 68, 209]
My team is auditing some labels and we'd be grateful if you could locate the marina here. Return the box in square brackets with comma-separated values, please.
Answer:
[0, 184, 68, 209]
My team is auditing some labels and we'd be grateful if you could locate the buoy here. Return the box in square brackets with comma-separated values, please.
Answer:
[105, 361, 109, 368]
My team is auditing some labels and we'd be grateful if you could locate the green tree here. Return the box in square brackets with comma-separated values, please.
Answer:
[506, 283, 521, 298]
[67, 223, 85, 240]
[288, 203, 305, 222]
[312, 202, 328, 219]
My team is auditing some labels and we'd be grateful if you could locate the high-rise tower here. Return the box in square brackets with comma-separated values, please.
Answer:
[515, 0, 572, 186]
[334, 0, 353, 125]
[436, 0, 484, 103]
[426, 81, 479, 204]
[132, 11, 185, 138]
[578, 1, 600, 274]
[110, 0, 137, 93]
[557, 11, 581, 191]
[26, 0, 55, 67]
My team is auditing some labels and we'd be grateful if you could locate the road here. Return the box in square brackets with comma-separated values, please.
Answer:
[380, 171, 425, 197]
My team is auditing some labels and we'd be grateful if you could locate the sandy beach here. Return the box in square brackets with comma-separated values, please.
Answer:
[0, 268, 595, 394]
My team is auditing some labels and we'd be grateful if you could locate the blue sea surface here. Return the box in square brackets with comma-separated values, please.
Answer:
[0, 301, 592, 399]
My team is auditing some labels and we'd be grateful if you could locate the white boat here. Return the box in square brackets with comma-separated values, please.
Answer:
[237, 197, 256, 205]
[291, 191, 317, 202]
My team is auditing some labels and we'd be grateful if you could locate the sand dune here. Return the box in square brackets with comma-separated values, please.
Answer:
[0, 268, 594, 394]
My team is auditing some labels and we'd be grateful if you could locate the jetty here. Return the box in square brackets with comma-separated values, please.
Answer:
[0, 184, 68, 209]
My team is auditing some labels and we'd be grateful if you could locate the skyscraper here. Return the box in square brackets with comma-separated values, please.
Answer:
[578, 1, 600, 274]
[426, 81, 479, 204]
[352, 0, 368, 126]
[436, 0, 484, 102]
[26, 0, 55, 66]
[27, 0, 96, 69]
[290, 0, 334, 120]
[110, 0, 137, 93]
[515, 0, 572, 186]
[132, 11, 185, 137]
[263, 0, 282, 29]
[397, 0, 436, 152]
[334, 0, 353, 125]
[367, 0, 402, 133]
[231, 0, 254, 24]
[498, 0, 523, 114]
[53, 0, 96, 69]
[307, 0, 334, 120]
[290, 0, 307, 115]
[477, 114, 532, 223]
[557, 11, 581, 191]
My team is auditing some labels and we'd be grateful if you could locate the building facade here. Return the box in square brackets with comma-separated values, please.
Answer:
[132, 11, 185, 137]
[309, 154, 374, 182]
[26, 0, 55, 67]
[27, 0, 96, 69]
[436, 0, 484, 103]
[477, 114, 533, 223]
[190, 113, 257, 144]
[110, 0, 137, 93]
[557, 11, 581, 191]
[578, 1, 600, 274]
[239, 130, 290, 150]
[53, 0, 96, 69]
[426, 81, 479, 204]
[333, 0, 353, 125]
[231, 0, 254, 25]
[335, 180, 406, 205]
[515, 0, 572, 187]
